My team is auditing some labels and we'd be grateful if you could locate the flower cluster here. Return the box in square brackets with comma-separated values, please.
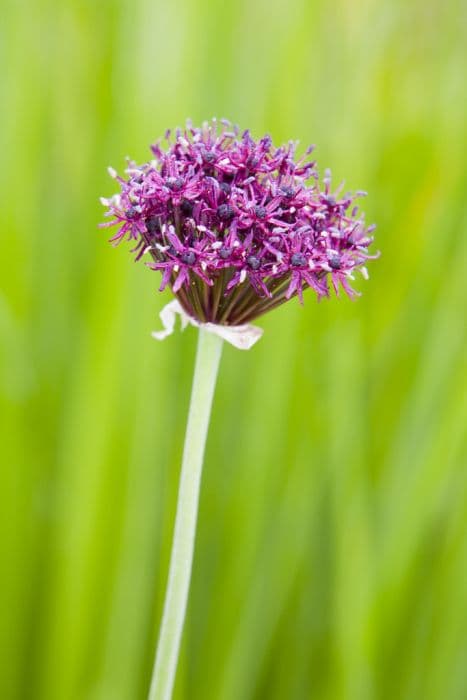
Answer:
[101, 119, 377, 325]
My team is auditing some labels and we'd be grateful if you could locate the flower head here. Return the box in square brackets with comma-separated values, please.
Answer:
[101, 119, 377, 325]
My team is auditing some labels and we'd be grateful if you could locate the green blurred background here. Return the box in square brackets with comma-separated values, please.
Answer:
[1, 0, 466, 698]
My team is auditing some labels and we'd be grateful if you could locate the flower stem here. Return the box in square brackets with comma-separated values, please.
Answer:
[148, 328, 223, 700]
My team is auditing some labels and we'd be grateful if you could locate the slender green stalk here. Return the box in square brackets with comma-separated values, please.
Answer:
[148, 328, 224, 700]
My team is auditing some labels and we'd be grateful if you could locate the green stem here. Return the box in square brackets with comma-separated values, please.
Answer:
[148, 328, 224, 700]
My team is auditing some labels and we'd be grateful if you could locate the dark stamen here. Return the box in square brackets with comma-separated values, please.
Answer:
[217, 204, 235, 221]
[166, 177, 184, 191]
[281, 186, 295, 199]
[181, 251, 196, 265]
[203, 150, 215, 163]
[247, 255, 261, 270]
[291, 253, 306, 267]
[255, 205, 266, 219]
[219, 246, 232, 259]
[180, 199, 194, 216]
[146, 216, 159, 234]
[328, 254, 341, 270]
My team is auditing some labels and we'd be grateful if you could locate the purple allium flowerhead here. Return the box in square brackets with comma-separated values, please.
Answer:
[100, 119, 378, 326]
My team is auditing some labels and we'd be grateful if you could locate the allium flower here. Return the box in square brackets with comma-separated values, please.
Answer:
[101, 119, 376, 325]
[101, 119, 377, 326]
[101, 120, 379, 700]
